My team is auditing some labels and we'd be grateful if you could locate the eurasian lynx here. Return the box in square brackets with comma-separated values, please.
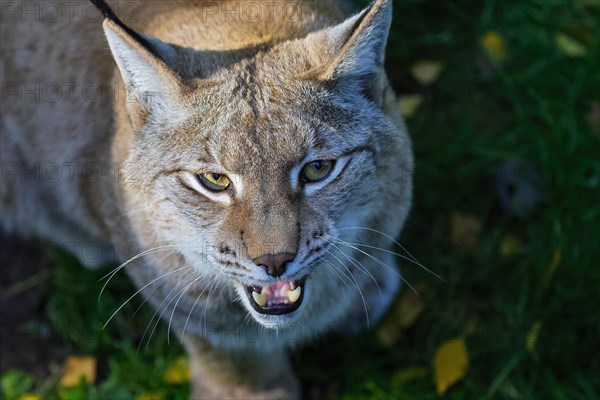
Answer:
[0, 0, 413, 397]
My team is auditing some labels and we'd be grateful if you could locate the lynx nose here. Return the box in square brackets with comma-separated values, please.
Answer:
[253, 253, 295, 277]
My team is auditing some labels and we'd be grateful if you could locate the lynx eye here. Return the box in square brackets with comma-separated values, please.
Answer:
[197, 173, 231, 192]
[301, 160, 335, 183]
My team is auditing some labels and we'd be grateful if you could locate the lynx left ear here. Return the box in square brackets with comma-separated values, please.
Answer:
[319, 0, 392, 80]
[91, 0, 183, 118]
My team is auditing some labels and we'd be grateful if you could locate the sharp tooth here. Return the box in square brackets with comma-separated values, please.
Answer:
[252, 291, 268, 307]
[287, 286, 301, 303]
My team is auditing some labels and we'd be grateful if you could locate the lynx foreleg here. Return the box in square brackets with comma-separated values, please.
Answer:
[181, 334, 299, 400]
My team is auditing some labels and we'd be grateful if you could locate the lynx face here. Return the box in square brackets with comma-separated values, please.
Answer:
[104, 0, 412, 333]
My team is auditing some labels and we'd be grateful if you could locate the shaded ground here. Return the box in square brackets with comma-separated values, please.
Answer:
[0, 235, 61, 380]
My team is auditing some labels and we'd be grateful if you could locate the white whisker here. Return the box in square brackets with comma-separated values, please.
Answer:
[323, 238, 383, 302]
[181, 270, 224, 342]
[330, 236, 419, 296]
[337, 226, 442, 280]
[345, 241, 444, 282]
[163, 274, 205, 345]
[102, 264, 193, 329]
[98, 244, 192, 300]
[323, 248, 371, 329]
[167, 267, 221, 345]
[141, 268, 198, 350]
[319, 257, 351, 297]
[201, 273, 227, 337]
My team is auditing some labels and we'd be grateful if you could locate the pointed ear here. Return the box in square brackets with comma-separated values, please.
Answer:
[303, 0, 392, 100]
[102, 19, 183, 113]
[321, 0, 391, 79]
[92, 0, 183, 120]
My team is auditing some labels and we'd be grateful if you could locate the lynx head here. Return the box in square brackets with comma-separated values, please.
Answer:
[99, 0, 412, 336]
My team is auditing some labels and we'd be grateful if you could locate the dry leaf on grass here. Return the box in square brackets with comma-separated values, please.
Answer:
[500, 234, 523, 258]
[542, 247, 561, 288]
[526, 321, 542, 355]
[450, 213, 482, 249]
[377, 284, 426, 347]
[59, 356, 96, 388]
[398, 94, 423, 119]
[482, 31, 507, 61]
[410, 61, 444, 86]
[555, 32, 587, 57]
[164, 356, 190, 384]
[433, 337, 469, 395]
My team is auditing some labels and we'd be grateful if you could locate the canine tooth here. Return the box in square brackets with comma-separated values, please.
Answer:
[252, 291, 268, 307]
[287, 286, 301, 303]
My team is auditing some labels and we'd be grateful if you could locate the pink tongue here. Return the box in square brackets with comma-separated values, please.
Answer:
[261, 280, 292, 301]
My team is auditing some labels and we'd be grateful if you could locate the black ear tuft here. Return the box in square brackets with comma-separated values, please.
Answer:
[89, 0, 157, 57]
[89, 0, 119, 22]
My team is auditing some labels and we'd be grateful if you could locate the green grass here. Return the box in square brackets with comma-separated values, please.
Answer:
[2, 0, 599, 399]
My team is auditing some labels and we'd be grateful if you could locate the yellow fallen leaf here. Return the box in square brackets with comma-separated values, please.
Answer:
[163, 356, 190, 384]
[398, 94, 423, 119]
[526, 321, 542, 354]
[393, 367, 428, 386]
[482, 31, 507, 61]
[398, 289, 425, 327]
[137, 393, 163, 400]
[19, 395, 41, 400]
[59, 356, 96, 388]
[555, 33, 587, 57]
[377, 284, 426, 346]
[542, 247, 561, 288]
[450, 212, 482, 250]
[500, 235, 523, 258]
[433, 337, 469, 396]
[410, 60, 444, 86]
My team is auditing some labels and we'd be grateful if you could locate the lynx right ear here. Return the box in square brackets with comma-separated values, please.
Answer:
[318, 0, 391, 80]
[91, 0, 183, 118]
[302, 0, 392, 101]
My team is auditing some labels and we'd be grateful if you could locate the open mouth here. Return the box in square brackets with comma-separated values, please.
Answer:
[244, 277, 306, 315]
